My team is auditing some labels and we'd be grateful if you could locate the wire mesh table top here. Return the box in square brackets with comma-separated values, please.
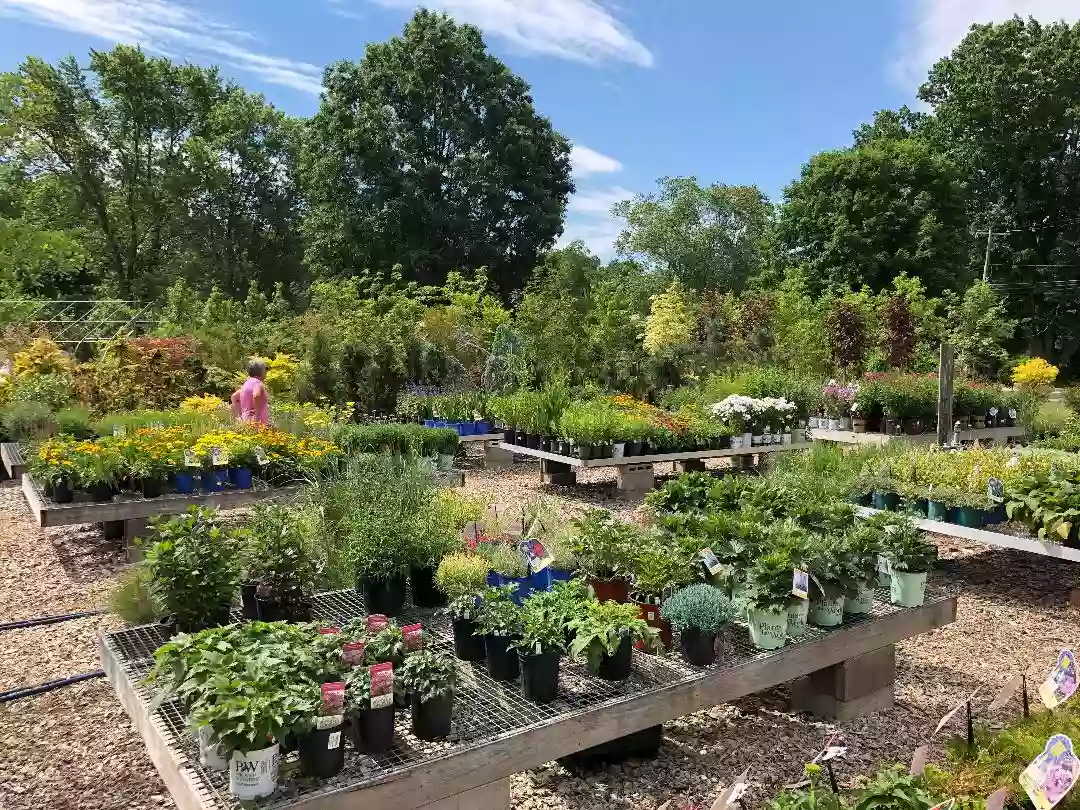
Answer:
[102, 586, 954, 810]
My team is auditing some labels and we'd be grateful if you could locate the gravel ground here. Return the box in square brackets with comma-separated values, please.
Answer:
[1, 456, 1078, 810]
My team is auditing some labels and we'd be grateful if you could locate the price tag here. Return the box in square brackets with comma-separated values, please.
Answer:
[700, 548, 723, 576]
[1009, 409, 1018, 420]
[328, 731, 341, 750]
[113, 425, 126, 437]
[210, 446, 227, 466]
[1020, 734, 1079, 810]
[254, 446, 269, 466]
[792, 569, 809, 600]
[986, 788, 1007, 810]
[535, 641, 542, 654]
[370, 662, 394, 710]
[988, 477, 1005, 499]
[518, 538, 552, 573]
[1039, 651, 1078, 710]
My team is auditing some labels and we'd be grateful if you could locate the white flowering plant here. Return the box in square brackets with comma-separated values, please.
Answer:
[759, 397, 797, 432]
[710, 395, 770, 433]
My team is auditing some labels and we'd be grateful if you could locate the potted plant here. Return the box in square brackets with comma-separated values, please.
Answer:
[400, 648, 458, 740]
[475, 584, 523, 680]
[486, 542, 531, 604]
[522, 578, 594, 650]
[805, 536, 851, 627]
[245, 505, 319, 623]
[841, 526, 881, 615]
[29, 440, 75, 503]
[72, 441, 119, 501]
[435, 552, 490, 660]
[297, 682, 346, 779]
[435, 428, 459, 471]
[569, 509, 635, 602]
[629, 539, 697, 651]
[344, 666, 395, 753]
[142, 507, 240, 633]
[567, 600, 659, 681]
[409, 498, 465, 608]
[226, 438, 258, 490]
[744, 551, 792, 650]
[660, 583, 736, 666]
[883, 518, 936, 607]
[559, 402, 598, 459]
[511, 595, 566, 703]
[347, 503, 414, 617]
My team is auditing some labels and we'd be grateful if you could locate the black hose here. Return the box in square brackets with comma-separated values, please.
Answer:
[0, 610, 107, 633]
[0, 671, 105, 704]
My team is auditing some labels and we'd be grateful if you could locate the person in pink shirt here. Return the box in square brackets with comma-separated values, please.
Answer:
[231, 360, 270, 425]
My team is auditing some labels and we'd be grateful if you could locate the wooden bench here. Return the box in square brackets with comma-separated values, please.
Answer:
[100, 587, 956, 810]
[500, 441, 813, 498]
[1, 442, 27, 480]
[458, 433, 513, 469]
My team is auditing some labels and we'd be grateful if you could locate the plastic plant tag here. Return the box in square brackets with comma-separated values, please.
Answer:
[1010, 409, 1018, 419]
[935, 686, 984, 734]
[318, 626, 340, 635]
[327, 731, 341, 750]
[712, 767, 751, 809]
[366, 614, 389, 633]
[928, 801, 956, 810]
[700, 548, 723, 576]
[370, 662, 394, 710]
[184, 449, 199, 467]
[1019, 735, 1080, 810]
[320, 682, 345, 717]
[990, 407, 999, 416]
[988, 477, 1005, 499]
[792, 569, 809, 599]
[254, 446, 269, 466]
[402, 623, 423, 651]
[986, 788, 1007, 810]
[211, 446, 227, 466]
[910, 745, 928, 776]
[113, 425, 126, 437]
[877, 555, 892, 576]
[341, 640, 366, 667]
[518, 538, 552, 573]
[989, 673, 1024, 712]
[1039, 651, 1079, 710]
[150, 421, 165, 430]
[820, 746, 847, 762]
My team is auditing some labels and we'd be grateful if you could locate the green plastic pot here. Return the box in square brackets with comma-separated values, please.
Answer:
[890, 570, 927, 608]
[786, 599, 809, 637]
[844, 583, 875, 616]
[954, 506, 983, 528]
[808, 594, 845, 627]
[927, 500, 948, 521]
[747, 607, 788, 650]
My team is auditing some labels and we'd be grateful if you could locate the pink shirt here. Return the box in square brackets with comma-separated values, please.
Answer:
[239, 377, 270, 424]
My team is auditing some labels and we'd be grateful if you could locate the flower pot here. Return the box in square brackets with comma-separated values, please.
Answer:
[549, 568, 573, 583]
[730, 435, 744, 450]
[911, 498, 929, 517]
[298, 723, 345, 778]
[928, 500, 948, 521]
[87, 482, 114, 502]
[256, 594, 312, 623]
[502, 575, 532, 605]
[747, 607, 788, 650]
[872, 491, 901, 511]
[437, 454, 455, 471]
[530, 567, 552, 591]
[890, 570, 927, 608]
[786, 599, 809, 637]
[827, 418, 841, 430]
[198, 725, 228, 771]
[486, 570, 503, 587]
[844, 583, 875, 616]
[904, 419, 923, 436]
[847, 492, 872, 507]
[484, 634, 521, 680]
[360, 576, 408, 616]
[588, 577, 629, 603]
[475, 420, 491, 434]
[229, 744, 279, 800]
[954, 506, 983, 528]
[679, 628, 717, 667]
[519, 648, 560, 703]
[576, 443, 592, 460]
[409, 565, 446, 608]
[717, 435, 732, 449]
[751, 435, 764, 446]
[782, 432, 793, 445]
[809, 416, 820, 428]
[808, 594, 845, 627]
[633, 599, 672, 651]
[230, 467, 253, 490]
[624, 440, 641, 457]
[613, 442, 626, 460]
[594, 634, 634, 681]
[502, 428, 515, 443]
[425, 419, 436, 428]
[852, 418, 868, 434]
[202, 469, 227, 493]
[985, 411, 998, 428]
[411, 692, 453, 741]
[240, 581, 259, 620]
[348, 705, 395, 753]
[839, 416, 852, 430]
[140, 477, 163, 498]
[515, 430, 528, 446]
[884, 418, 898, 435]
[452, 616, 486, 661]
[51, 480, 74, 504]
[527, 434, 541, 450]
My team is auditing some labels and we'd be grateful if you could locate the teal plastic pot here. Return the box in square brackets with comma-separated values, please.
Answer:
[911, 498, 928, 517]
[927, 500, 948, 521]
[846, 492, 872, 507]
[808, 594, 845, 627]
[844, 583, 875, 616]
[786, 599, 809, 637]
[872, 491, 901, 511]
[954, 506, 983, 528]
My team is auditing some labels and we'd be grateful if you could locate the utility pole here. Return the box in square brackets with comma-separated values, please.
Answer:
[978, 226, 1010, 281]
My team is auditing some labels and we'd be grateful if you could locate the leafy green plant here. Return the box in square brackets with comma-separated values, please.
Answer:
[399, 648, 458, 703]
[630, 537, 697, 598]
[435, 552, 489, 617]
[1005, 468, 1080, 542]
[645, 472, 718, 515]
[660, 584, 735, 633]
[54, 407, 93, 438]
[190, 679, 317, 753]
[512, 593, 568, 654]
[569, 509, 637, 581]
[843, 525, 883, 587]
[475, 585, 522, 636]
[568, 600, 659, 671]
[852, 766, 936, 810]
[518, 578, 593, 635]
[358, 623, 407, 668]
[878, 515, 936, 573]
[745, 550, 796, 613]
[806, 535, 857, 600]
[142, 507, 241, 632]
[245, 504, 322, 599]
[765, 764, 841, 810]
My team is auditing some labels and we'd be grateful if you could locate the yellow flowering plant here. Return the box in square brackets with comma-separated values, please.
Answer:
[1012, 357, 1059, 389]
[179, 395, 228, 415]
[29, 437, 79, 488]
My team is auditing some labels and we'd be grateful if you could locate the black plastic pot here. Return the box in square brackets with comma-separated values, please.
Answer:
[409, 566, 446, 608]
[256, 594, 312, 623]
[679, 628, 717, 667]
[87, 482, 113, 502]
[348, 705, 395, 753]
[539, 436, 551, 452]
[576, 444, 592, 460]
[240, 582, 259, 620]
[502, 428, 515, 443]
[623, 440, 640, 457]
[519, 648, 560, 703]
[299, 724, 345, 778]
[515, 431, 527, 446]
[174, 605, 231, 635]
[594, 634, 633, 681]
[140, 477, 163, 498]
[411, 692, 453, 740]
[484, 634, 520, 680]
[360, 576, 408, 616]
[452, 617, 486, 661]
[51, 481, 74, 504]
[527, 434, 541, 450]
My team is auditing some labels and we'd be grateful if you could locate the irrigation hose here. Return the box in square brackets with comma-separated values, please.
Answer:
[0, 671, 106, 704]
[0, 610, 107, 633]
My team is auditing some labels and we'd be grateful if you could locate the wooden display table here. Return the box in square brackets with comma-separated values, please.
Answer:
[810, 426, 1026, 446]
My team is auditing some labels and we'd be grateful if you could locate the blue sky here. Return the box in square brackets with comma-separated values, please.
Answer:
[0, 0, 1076, 256]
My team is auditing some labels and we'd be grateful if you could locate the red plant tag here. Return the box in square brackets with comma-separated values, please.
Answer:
[321, 682, 345, 715]
[317, 626, 340, 635]
[366, 614, 389, 633]
[342, 640, 366, 667]
[370, 662, 394, 709]
[402, 623, 423, 651]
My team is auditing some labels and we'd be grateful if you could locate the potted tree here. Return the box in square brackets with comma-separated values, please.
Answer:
[568, 601, 659, 681]
[400, 649, 458, 741]
[246, 505, 320, 623]
[629, 539, 697, 651]
[344, 666, 395, 753]
[660, 583, 736, 666]
[744, 551, 792, 650]
[883, 519, 937, 608]
[475, 585, 523, 680]
[511, 595, 566, 703]
[142, 507, 240, 634]
[434, 552, 490, 661]
[569, 509, 635, 602]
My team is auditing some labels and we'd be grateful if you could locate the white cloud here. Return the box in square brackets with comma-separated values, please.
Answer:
[367, 0, 653, 67]
[893, 0, 1078, 88]
[569, 185, 636, 215]
[570, 144, 622, 176]
[0, 0, 324, 94]
[561, 185, 636, 256]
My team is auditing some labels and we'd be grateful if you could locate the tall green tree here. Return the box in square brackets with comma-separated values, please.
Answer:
[920, 17, 1080, 368]
[776, 138, 970, 296]
[613, 176, 772, 292]
[0, 46, 302, 299]
[300, 10, 574, 296]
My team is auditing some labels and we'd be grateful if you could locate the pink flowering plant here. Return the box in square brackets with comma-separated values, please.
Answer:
[821, 381, 858, 418]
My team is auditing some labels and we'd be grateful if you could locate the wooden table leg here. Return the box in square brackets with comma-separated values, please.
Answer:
[790, 644, 895, 721]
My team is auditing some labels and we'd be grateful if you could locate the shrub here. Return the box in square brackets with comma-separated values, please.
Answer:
[1012, 357, 1059, 389]
[54, 407, 93, 438]
[8, 372, 75, 410]
[0, 401, 57, 441]
[660, 584, 735, 633]
[435, 553, 489, 601]
[109, 565, 160, 625]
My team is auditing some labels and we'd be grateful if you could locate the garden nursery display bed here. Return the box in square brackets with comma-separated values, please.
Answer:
[809, 426, 1026, 446]
[498, 441, 812, 469]
[101, 587, 956, 810]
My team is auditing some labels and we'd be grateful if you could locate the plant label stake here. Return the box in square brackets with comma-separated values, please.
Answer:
[988, 477, 1004, 499]
[518, 538, 552, 573]
[711, 767, 750, 810]
[369, 662, 393, 710]
[184, 449, 198, 467]
[966, 699, 975, 751]
[254, 446, 269, 466]
[910, 745, 928, 777]
[1038, 651, 1078, 710]
[989, 673, 1024, 713]
[700, 548, 723, 576]
[934, 685, 983, 736]
[792, 569, 809, 600]
[986, 787, 1007, 810]
[1019, 734, 1080, 810]
[1025, 673, 1031, 718]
